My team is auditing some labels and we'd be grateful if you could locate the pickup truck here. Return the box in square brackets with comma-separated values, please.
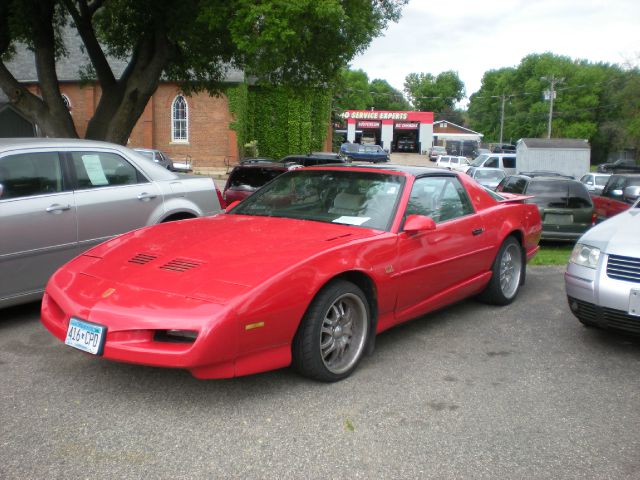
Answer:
[592, 173, 640, 221]
[596, 158, 640, 173]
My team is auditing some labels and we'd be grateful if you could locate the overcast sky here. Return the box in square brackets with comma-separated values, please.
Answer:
[351, 0, 640, 103]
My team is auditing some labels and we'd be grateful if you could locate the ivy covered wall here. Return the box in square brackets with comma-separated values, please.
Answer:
[227, 83, 331, 159]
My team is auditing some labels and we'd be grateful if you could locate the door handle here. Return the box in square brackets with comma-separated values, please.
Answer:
[472, 228, 484, 236]
[45, 204, 71, 213]
[137, 192, 157, 201]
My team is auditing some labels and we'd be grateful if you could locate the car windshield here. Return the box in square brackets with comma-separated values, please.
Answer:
[475, 170, 505, 181]
[360, 145, 383, 153]
[231, 169, 405, 230]
[470, 154, 489, 167]
[136, 150, 154, 160]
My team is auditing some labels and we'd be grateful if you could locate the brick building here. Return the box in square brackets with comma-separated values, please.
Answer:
[0, 30, 246, 175]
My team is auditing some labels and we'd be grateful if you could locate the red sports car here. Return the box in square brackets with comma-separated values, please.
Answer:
[41, 165, 542, 382]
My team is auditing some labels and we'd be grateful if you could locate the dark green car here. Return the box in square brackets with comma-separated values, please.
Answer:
[496, 175, 594, 241]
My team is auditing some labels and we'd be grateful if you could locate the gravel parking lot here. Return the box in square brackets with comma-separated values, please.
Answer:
[2, 266, 639, 479]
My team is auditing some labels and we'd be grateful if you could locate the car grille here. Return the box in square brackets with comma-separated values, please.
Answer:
[568, 296, 640, 334]
[159, 258, 202, 272]
[607, 255, 640, 283]
[128, 253, 158, 265]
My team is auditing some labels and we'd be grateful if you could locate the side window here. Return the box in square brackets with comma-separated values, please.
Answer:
[70, 152, 146, 189]
[502, 157, 516, 168]
[0, 152, 63, 199]
[500, 177, 527, 194]
[406, 177, 473, 223]
[485, 157, 498, 168]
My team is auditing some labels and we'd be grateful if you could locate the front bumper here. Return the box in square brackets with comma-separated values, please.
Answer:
[565, 257, 640, 333]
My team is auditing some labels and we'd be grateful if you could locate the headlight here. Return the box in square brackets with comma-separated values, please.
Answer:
[570, 243, 600, 269]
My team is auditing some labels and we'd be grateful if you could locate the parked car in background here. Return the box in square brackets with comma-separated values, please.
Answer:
[41, 164, 541, 382]
[0, 138, 223, 309]
[491, 143, 516, 153]
[435, 155, 470, 171]
[396, 138, 416, 152]
[565, 197, 640, 334]
[465, 167, 506, 189]
[579, 172, 611, 195]
[496, 174, 594, 241]
[133, 148, 192, 172]
[466, 153, 517, 174]
[429, 146, 447, 162]
[596, 158, 640, 173]
[591, 173, 640, 222]
[341, 144, 390, 163]
[281, 152, 347, 167]
[223, 161, 300, 204]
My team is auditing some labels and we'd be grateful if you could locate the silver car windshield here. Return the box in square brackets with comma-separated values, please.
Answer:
[470, 154, 489, 167]
[231, 170, 405, 231]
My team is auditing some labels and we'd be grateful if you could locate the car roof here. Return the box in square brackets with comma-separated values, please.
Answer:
[308, 163, 456, 178]
[0, 137, 131, 153]
[231, 161, 291, 171]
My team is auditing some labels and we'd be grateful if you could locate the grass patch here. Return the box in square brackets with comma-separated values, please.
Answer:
[530, 242, 574, 266]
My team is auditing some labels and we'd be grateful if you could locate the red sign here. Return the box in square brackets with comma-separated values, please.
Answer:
[395, 122, 419, 130]
[358, 121, 381, 129]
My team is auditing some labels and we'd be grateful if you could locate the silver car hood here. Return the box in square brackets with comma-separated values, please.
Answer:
[579, 207, 640, 256]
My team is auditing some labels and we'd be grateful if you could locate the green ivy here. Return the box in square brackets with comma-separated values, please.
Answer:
[227, 83, 331, 160]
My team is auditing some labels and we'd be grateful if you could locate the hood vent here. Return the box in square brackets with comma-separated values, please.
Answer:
[129, 253, 158, 265]
[160, 258, 202, 273]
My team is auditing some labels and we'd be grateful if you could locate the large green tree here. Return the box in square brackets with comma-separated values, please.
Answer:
[369, 78, 409, 110]
[0, 0, 406, 144]
[332, 68, 373, 113]
[403, 70, 465, 112]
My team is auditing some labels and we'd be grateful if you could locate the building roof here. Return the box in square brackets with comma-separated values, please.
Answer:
[433, 120, 482, 136]
[3, 27, 244, 84]
[518, 138, 590, 149]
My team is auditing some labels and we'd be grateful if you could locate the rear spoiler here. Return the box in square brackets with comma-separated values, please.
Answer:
[498, 192, 535, 203]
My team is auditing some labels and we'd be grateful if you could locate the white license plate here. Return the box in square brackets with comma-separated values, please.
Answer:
[65, 318, 107, 355]
[630, 290, 640, 317]
[544, 213, 573, 225]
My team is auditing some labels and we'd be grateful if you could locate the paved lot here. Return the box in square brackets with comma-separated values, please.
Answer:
[2, 266, 640, 479]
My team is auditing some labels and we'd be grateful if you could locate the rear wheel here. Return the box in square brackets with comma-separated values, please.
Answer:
[292, 280, 370, 382]
[478, 236, 523, 305]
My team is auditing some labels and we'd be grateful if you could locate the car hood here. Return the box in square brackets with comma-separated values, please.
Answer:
[78, 214, 384, 303]
[578, 207, 640, 255]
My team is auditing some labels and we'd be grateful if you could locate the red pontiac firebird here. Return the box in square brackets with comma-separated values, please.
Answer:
[41, 165, 541, 382]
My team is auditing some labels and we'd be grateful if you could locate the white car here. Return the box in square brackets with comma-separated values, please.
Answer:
[579, 172, 610, 195]
[435, 155, 470, 171]
[565, 197, 640, 333]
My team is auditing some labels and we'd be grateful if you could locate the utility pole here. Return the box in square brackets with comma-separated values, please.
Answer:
[499, 94, 507, 144]
[541, 75, 563, 139]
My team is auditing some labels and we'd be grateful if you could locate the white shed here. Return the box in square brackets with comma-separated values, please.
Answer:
[516, 138, 591, 179]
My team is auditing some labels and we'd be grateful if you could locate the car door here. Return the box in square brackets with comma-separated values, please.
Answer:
[66, 150, 163, 250]
[393, 175, 488, 322]
[0, 151, 77, 301]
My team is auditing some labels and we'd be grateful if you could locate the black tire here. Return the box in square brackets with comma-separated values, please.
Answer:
[292, 280, 370, 382]
[477, 236, 524, 305]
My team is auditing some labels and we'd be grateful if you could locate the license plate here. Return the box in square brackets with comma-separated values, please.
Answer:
[544, 213, 573, 225]
[65, 318, 107, 355]
[630, 290, 640, 317]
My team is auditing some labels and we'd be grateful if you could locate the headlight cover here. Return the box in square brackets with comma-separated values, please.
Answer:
[570, 243, 601, 269]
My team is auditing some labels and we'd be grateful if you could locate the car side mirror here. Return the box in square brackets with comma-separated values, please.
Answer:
[0, 183, 4, 198]
[612, 189, 624, 198]
[623, 185, 640, 204]
[225, 200, 241, 212]
[403, 214, 436, 233]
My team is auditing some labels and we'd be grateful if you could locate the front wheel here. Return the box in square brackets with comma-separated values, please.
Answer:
[292, 280, 370, 382]
[477, 236, 523, 305]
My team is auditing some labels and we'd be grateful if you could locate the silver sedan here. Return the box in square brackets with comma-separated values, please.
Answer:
[0, 138, 222, 308]
[565, 197, 640, 333]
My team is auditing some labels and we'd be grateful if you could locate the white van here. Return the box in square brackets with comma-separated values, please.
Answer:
[462, 153, 517, 174]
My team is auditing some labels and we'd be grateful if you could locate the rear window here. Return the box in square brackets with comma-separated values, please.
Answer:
[526, 180, 569, 208]
[229, 167, 284, 188]
[568, 182, 593, 208]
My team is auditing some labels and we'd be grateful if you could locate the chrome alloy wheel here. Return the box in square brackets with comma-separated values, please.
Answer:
[319, 293, 368, 375]
[499, 242, 522, 299]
